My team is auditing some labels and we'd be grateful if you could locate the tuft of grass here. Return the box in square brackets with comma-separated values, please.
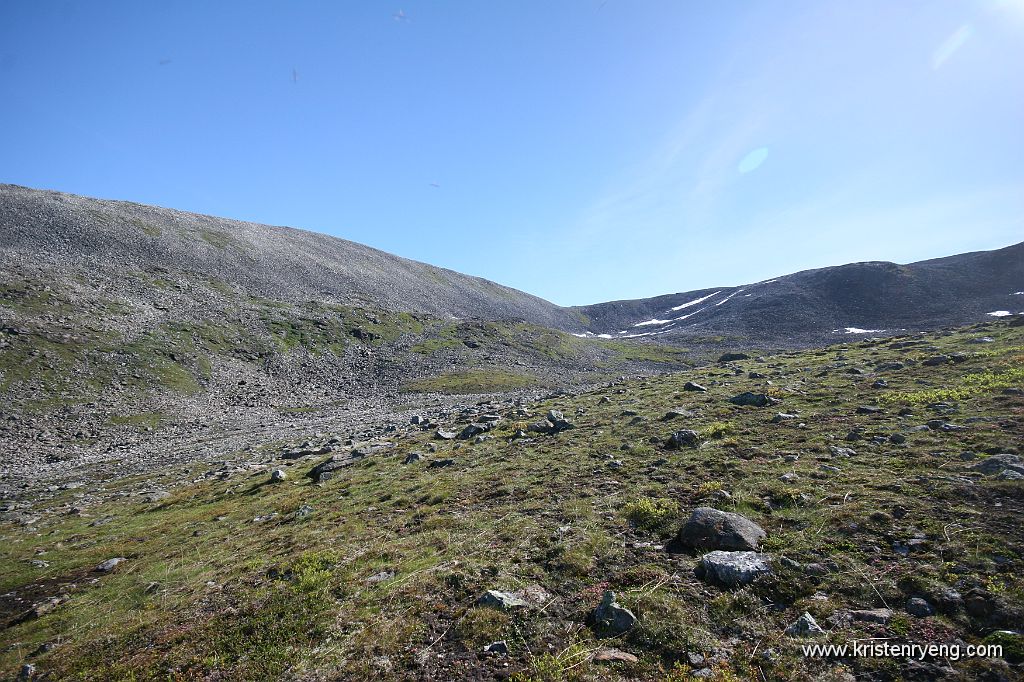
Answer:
[701, 421, 735, 439]
[622, 497, 678, 531]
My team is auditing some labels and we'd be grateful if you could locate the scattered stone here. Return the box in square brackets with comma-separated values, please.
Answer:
[593, 590, 637, 635]
[95, 557, 126, 573]
[679, 507, 766, 551]
[973, 454, 1024, 476]
[718, 352, 750, 363]
[457, 423, 487, 440]
[871, 379, 888, 388]
[483, 640, 509, 655]
[771, 412, 798, 423]
[428, 458, 455, 469]
[856, 405, 883, 414]
[270, 468, 287, 482]
[592, 648, 639, 664]
[829, 446, 856, 457]
[294, 504, 314, 518]
[666, 429, 700, 449]
[435, 429, 457, 440]
[785, 612, 825, 637]
[889, 433, 907, 445]
[479, 590, 529, 610]
[906, 597, 934, 618]
[403, 452, 423, 464]
[923, 355, 950, 366]
[684, 381, 708, 392]
[729, 392, 778, 407]
[998, 469, 1024, 480]
[365, 570, 395, 584]
[662, 408, 696, 420]
[851, 608, 894, 624]
[779, 472, 799, 483]
[697, 551, 772, 587]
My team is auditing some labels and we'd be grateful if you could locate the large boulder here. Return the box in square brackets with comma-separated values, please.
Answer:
[678, 507, 766, 551]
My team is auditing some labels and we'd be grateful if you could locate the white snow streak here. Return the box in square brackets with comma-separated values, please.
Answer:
[669, 291, 720, 311]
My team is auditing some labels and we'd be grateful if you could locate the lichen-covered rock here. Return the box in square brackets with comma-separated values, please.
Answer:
[679, 507, 766, 551]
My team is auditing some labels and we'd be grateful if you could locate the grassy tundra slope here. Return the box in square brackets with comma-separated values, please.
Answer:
[2, 319, 1022, 680]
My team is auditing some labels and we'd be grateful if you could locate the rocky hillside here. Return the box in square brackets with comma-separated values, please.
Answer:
[575, 242, 1024, 347]
[0, 183, 584, 330]
[2, 319, 1021, 680]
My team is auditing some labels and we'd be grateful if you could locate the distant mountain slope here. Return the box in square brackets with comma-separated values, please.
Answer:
[0, 184, 583, 331]
[574, 242, 1024, 346]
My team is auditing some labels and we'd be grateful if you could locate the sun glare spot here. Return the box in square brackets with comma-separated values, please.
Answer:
[931, 24, 973, 69]
[738, 147, 769, 174]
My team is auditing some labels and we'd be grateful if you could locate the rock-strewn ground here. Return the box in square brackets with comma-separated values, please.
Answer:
[1, 319, 1022, 681]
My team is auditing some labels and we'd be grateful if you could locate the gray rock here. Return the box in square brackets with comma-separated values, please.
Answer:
[662, 408, 696, 420]
[771, 413, 798, 423]
[483, 640, 509, 655]
[856, 405, 883, 414]
[785, 612, 825, 637]
[457, 423, 488, 440]
[294, 504, 314, 518]
[729, 392, 778, 407]
[779, 472, 799, 483]
[435, 429, 457, 440]
[428, 458, 455, 469]
[719, 352, 750, 363]
[851, 608, 893, 624]
[906, 597, 934, 617]
[666, 429, 700, 449]
[593, 590, 637, 635]
[403, 452, 423, 464]
[998, 469, 1024, 480]
[829, 446, 856, 457]
[698, 550, 772, 586]
[592, 648, 639, 664]
[95, 557, 126, 572]
[679, 507, 766, 551]
[270, 468, 287, 482]
[973, 454, 1024, 476]
[479, 590, 529, 610]
[684, 381, 708, 392]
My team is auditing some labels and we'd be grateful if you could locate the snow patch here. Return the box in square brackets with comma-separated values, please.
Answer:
[633, 318, 672, 327]
[987, 310, 1013, 317]
[836, 327, 885, 334]
[673, 306, 710, 321]
[597, 333, 613, 339]
[669, 291, 720, 311]
[1013, 292, 1024, 295]
[714, 289, 743, 306]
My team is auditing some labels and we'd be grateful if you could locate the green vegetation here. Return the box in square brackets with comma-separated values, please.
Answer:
[602, 340, 691, 365]
[402, 369, 538, 393]
[879, 363, 1024, 405]
[622, 497, 679, 531]
[1, 317, 1022, 680]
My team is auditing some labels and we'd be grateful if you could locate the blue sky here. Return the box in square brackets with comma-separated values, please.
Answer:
[1, 1, 1022, 306]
